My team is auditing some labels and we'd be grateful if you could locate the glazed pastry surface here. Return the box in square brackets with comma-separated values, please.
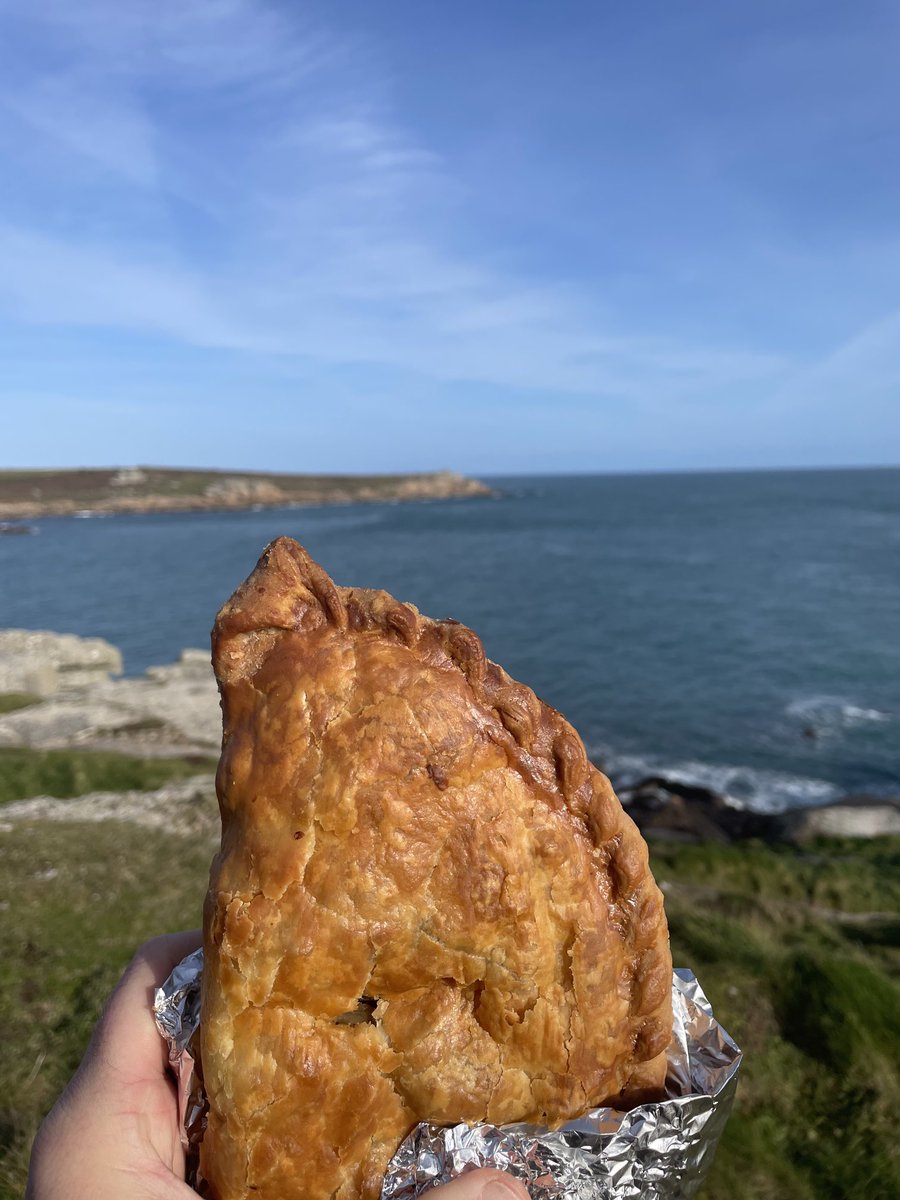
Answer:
[201, 537, 672, 1200]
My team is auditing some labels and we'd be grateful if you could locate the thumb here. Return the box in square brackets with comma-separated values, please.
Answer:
[87, 930, 203, 1088]
[428, 1169, 530, 1200]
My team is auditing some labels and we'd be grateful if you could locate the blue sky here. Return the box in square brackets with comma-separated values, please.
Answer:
[1, 0, 899, 474]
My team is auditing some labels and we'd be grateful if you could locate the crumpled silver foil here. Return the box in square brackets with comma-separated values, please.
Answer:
[153, 947, 207, 1173]
[154, 957, 741, 1200]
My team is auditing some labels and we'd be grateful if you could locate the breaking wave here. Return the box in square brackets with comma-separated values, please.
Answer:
[591, 747, 842, 814]
[785, 695, 894, 736]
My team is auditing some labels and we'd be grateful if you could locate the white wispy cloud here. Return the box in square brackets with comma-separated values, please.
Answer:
[7, 77, 160, 190]
[0, 225, 231, 343]
[0, 0, 794, 407]
[773, 306, 900, 419]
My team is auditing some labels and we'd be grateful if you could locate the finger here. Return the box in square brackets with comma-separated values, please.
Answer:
[90, 930, 203, 1085]
[429, 1169, 530, 1200]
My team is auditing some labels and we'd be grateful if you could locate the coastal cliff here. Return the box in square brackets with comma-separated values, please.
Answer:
[0, 467, 492, 519]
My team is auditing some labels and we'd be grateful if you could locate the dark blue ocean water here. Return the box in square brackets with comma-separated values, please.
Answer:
[1, 469, 898, 810]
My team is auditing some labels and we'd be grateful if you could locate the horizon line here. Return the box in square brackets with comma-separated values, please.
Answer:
[2, 462, 899, 480]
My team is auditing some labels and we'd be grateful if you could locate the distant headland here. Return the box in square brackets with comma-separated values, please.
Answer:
[0, 466, 492, 520]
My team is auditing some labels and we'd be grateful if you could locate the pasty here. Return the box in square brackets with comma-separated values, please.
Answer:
[201, 537, 671, 1200]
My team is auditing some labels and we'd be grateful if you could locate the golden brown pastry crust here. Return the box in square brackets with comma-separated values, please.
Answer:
[201, 537, 672, 1200]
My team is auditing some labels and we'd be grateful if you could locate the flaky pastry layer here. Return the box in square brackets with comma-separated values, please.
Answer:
[200, 537, 672, 1200]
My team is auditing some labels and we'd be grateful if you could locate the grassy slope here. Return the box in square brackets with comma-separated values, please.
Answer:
[0, 814, 897, 1200]
[0, 747, 218, 805]
[654, 839, 900, 1200]
[0, 821, 213, 1196]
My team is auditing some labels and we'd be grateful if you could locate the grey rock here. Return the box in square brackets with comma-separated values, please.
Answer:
[0, 638, 221, 754]
[779, 795, 900, 840]
[617, 775, 777, 842]
[0, 774, 218, 838]
[617, 775, 900, 842]
[0, 629, 122, 695]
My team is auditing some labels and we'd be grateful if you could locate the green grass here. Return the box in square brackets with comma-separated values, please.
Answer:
[0, 747, 217, 805]
[0, 693, 40, 715]
[652, 837, 900, 1200]
[0, 820, 213, 1197]
[0, 816, 897, 1199]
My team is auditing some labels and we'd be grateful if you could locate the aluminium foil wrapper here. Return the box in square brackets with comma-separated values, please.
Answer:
[154, 955, 741, 1200]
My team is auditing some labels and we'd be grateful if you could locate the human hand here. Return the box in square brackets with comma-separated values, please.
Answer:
[26, 932, 530, 1200]
[25, 931, 203, 1200]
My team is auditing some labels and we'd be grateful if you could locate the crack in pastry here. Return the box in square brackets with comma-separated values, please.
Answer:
[201, 537, 672, 1200]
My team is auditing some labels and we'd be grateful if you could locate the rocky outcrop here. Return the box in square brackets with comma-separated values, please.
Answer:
[380, 471, 491, 500]
[0, 635, 220, 754]
[778, 795, 900, 840]
[617, 776, 779, 842]
[0, 774, 218, 838]
[203, 477, 287, 504]
[0, 629, 122, 696]
[617, 774, 900, 843]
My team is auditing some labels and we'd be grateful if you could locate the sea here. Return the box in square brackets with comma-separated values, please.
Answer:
[1, 468, 898, 813]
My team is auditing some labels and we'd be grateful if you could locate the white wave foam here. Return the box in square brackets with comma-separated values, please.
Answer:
[590, 745, 841, 814]
[842, 705, 892, 723]
[786, 694, 894, 732]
